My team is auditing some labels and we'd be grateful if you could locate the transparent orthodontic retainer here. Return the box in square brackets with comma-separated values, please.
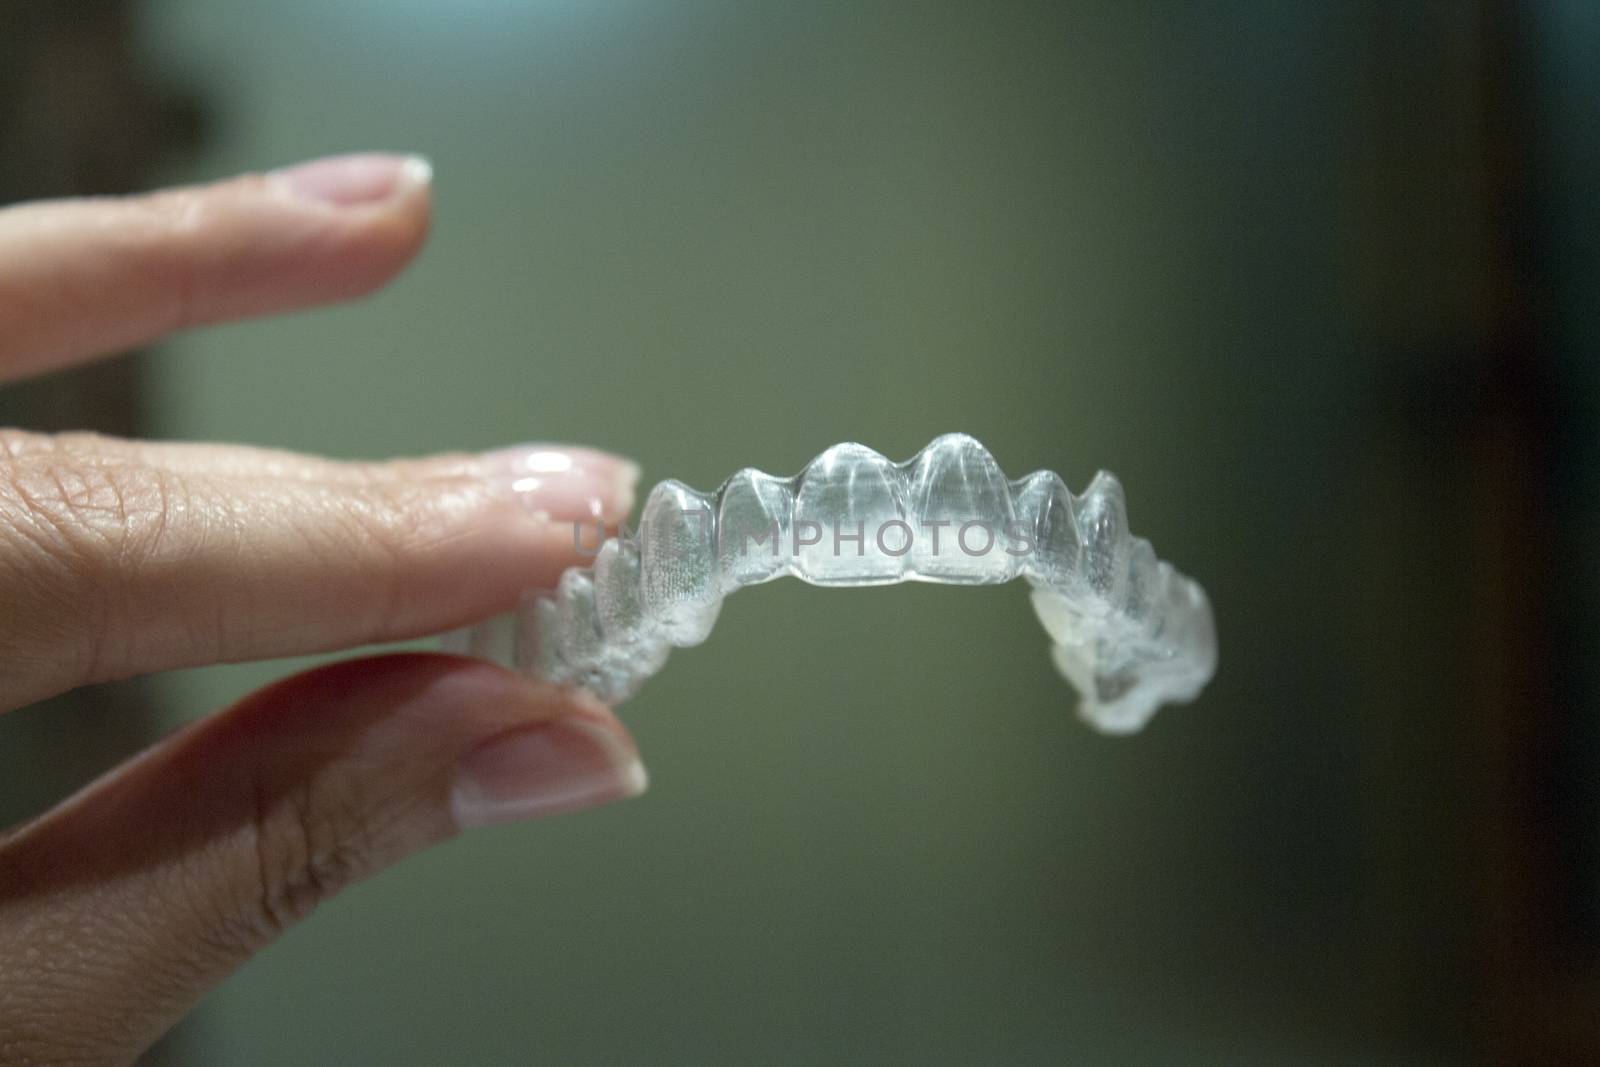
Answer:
[480, 433, 1216, 734]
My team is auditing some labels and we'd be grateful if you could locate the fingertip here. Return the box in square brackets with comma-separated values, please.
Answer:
[157, 153, 435, 326]
[268, 153, 433, 208]
[217, 652, 646, 834]
[451, 703, 648, 829]
[244, 152, 435, 307]
[371, 654, 648, 831]
[296, 180, 433, 305]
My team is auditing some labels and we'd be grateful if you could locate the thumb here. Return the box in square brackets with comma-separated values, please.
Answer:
[0, 654, 645, 1063]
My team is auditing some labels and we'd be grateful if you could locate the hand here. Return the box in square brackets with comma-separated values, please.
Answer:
[0, 154, 648, 1064]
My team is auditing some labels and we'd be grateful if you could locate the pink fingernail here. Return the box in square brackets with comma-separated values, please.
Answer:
[480, 444, 639, 523]
[451, 715, 648, 828]
[271, 153, 432, 207]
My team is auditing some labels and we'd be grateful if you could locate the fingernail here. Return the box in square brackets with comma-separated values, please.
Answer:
[451, 715, 649, 828]
[480, 444, 639, 522]
[271, 152, 432, 207]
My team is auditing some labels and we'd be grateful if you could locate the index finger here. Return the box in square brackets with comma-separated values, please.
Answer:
[0, 153, 433, 383]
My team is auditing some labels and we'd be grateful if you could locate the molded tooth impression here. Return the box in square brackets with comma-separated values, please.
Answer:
[514, 434, 1217, 733]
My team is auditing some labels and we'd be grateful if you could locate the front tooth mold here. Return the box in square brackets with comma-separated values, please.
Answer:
[792, 443, 908, 584]
[906, 433, 1017, 583]
[514, 433, 1217, 734]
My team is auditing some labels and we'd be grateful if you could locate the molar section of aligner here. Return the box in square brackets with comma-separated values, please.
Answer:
[1012, 470, 1082, 589]
[1061, 645, 1171, 735]
[1155, 572, 1218, 687]
[1031, 587, 1085, 648]
[553, 568, 604, 670]
[1121, 538, 1164, 633]
[639, 480, 724, 645]
[1063, 571, 1219, 734]
[1074, 471, 1132, 610]
[1033, 583, 1169, 733]
[514, 591, 576, 685]
[1026, 602, 1149, 732]
[903, 433, 1018, 583]
[791, 443, 907, 585]
[587, 635, 670, 704]
[716, 468, 793, 589]
[1071, 620, 1215, 734]
[588, 537, 674, 702]
[593, 537, 644, 643]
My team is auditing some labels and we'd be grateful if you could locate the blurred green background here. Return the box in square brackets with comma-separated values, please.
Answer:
[3, 1, 1596, 1063]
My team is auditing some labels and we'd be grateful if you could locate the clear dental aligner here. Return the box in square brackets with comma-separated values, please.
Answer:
[511, 434, 1217, 734]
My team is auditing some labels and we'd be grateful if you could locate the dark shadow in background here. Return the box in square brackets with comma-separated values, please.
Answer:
[1468, 1, 1599, 1057]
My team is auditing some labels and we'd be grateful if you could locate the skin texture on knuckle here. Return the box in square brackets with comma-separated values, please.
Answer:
[200, 678, 459, 953]
[0, 432, 190, 690]
[346, 474, 483, 557]
[232, 775, 371, 949]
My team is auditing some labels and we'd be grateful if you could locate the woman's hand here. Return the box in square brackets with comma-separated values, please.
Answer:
[0, 154, 648, 1064]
